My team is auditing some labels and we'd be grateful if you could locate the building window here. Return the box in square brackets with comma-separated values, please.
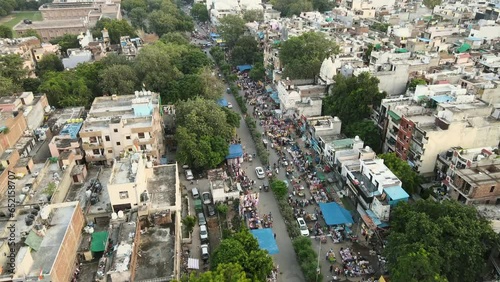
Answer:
[128, 148, 133, 152]
[105, 136, 110, 141]
[89, 136, 97, 143]
[491, 186, 495, 193]
[114, 129, 118, 133]
[116, 142, 121, 146]
[126, 136, 131, 140]
[93, 149, 100, 155]
[138, 132, 145, 139]
[119, 191, 129, 199]
[108, 150, 113, 153]
[140, 145, 147, 150]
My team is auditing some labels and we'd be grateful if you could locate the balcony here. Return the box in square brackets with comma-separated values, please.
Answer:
[82, 142, 104, 150]
[86, 155, 106, 162]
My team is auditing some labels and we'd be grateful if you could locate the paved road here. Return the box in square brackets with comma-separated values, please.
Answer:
[190, 21, 305, 281]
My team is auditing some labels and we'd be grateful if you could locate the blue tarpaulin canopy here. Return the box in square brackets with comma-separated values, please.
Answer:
[250, 228, 279, 254]
[270, 92, 279, 104]
[431, 95, 455, 103]
[226, 144, 243, 159]
[319, 202, 354, 225]
[210, 33, 220, 38]
[237, 65, 252, 72]
[217, 98, 228, 107]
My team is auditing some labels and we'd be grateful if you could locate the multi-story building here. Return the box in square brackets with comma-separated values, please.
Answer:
[48, 121, 84, 163]
[0, 37, 41, 75]
[14, 0, 121, 41]
[0, 92, 50, 131]
[11, 201, 84, 282]
[375, 90, 500, 176]
[341, 0, 396, 18]
[303, 116, 343, 155]
[276, 79, 326, 117]
[80, 91, 164, 164]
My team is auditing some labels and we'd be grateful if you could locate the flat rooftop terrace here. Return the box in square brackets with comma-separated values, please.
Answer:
[147, 165, 177, 208]
[29, 205, 77, 276]
[110, 154, 141, 185]
[15, 19, 86, 30]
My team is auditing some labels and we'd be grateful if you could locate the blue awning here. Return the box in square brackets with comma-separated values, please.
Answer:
[319, 202, 354, 226]
[365, 209, 389, 228]
[217, 98, 228, 107]
[237, 65, 252, 72]
[384, 186, 409, 201]
[251, 228, 279, 254]
[226, 144, 243, 159]
[431, 95, 455, 103]
[418, 37, 431, 42]
[270, 92, 279, 104]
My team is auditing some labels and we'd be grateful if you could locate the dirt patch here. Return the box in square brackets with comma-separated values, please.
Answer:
[207, 217, 221, 250]
[0, 16, 14, 24]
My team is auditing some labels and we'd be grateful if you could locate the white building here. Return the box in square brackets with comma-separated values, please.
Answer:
[276, 79, 326, 117]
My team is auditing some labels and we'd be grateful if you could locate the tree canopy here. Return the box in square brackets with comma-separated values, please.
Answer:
[92, 18, 137, 44]
[175, 98, 236, 170]
[231, 36, 261, 66]
[279, 32, 339, 79]
[35, 54, 64, 78]
[271, 0, 312, 17]
[378, 153, 421, 194]
[182, 263, 251, 282]
[0, 25, 13, 39]
[242, 10, 264, 22]
[99, 64, 139, 95]
[385, 200, 498, 282]
[191, 3, 209, 22]
[345, 121, 381, 152]
[217, 15, 246, 49]
[423, 0, 442, 10]
[49, 34, 80, 55]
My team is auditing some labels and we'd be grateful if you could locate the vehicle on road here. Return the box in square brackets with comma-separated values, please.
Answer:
[263, 181, 269, 192]
[255, 167, 265, 179]
[200, 224, 208, 242]
[198, 212, 206, 226]
[202, 192, 212, 205]
[185, 169, 194, 180]
[297, 217, 309, 237]
[191, 188, 200, 199]
[201, 244, 209, 260]
[227, 102, 233, 108]
[207, 204, 216, 216]
[194, 199, 203, 213]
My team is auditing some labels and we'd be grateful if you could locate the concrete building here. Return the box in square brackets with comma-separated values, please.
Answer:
[62, 49, 92, 69]
[276, 79, 326, 117]
[469, 20, 500, 41]
[13, 201, 84, 282]
[0, 92, 50, 131]
[48, 121, 84, 163]
[107, 152, 180, 212]
[107, 216, 141, 282]
[80, 91, 164, 164]
[303, 116, 343, 156]
[341, 0, 396, 18]
[0, 37, 41, 75]
[14, 0, 121, 42]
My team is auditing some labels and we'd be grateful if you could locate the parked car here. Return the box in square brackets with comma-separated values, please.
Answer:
[297, 217, 309, 237]
[200, 224, 208, 242]
[201, 244, 209, 260]
[185, 169, 194, 180]
[255, 167, 265, 179]
[207, 204, 216, 216]
[227, 102, 233, 108]
[191, 188, 200, 199]
[198, 212, 206, 226]
[202, 192, 212, 205]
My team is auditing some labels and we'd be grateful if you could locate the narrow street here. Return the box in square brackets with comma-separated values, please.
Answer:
[192, 22, 305, 282]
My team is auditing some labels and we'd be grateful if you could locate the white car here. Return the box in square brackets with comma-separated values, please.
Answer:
[201, 244, 210, 260]
[297, 217, 309, 237]
[227, 102, 233, 108]
[255, 167, 265, 179]
[185, 169, 194, 180]
[202, 192, 212, 205]
[200, 224, 208, 241]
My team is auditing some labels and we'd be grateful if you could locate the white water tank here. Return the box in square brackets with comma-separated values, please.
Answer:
[365, 146, 371, 151]
[86, 190, 92, 198]
[117, 210, 124, 218]
[146, 161, 153, 168]
[354, 136, 360, 141]
[333, 116, 340, 121]
[111, 212, 118, 220]
[19, 194, 26, 202]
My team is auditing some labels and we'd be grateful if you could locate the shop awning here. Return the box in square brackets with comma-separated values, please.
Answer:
[91, 231, 108, 252]
[226, 144, 243, 159]
[251, 228, 279, 254]
[237, 65, 252, 72]
[457, 43, 470, 53]
[387, 110, 401, 122]
[396, 48, 408, 53]
[316, 172, 326, 181]
[319, 202, 354, 226]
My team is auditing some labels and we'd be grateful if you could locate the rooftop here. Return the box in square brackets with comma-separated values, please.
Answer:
[109, 220, 137, 275]
[28, 202, 79, 277]
[456, 162, 500, 186]
[15, 19, 86, 30]
[330, 137, 362, 150]
[146, 165, 177, 208]
[110, 153, 142, 185]
[47, 107, 84, 130]
[383, 186, 410, 201]
[59, 122, 83, 139]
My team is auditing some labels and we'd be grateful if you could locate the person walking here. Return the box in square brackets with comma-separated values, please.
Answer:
[274, 233, 277, 239]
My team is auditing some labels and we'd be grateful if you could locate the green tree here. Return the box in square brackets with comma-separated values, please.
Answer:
[74, 61, 105, 97]
[49, 34, 80, 55]
[165, 74, 203, 102]
[191, 3, 209, 22]
[271, 179, 288, 199]
[129, 7, 148, 29]
[378, 153, 421, 194]
[0, 25, 13, 38]
[197, 66, 224, 100]
[122, 0, 147, 13]
[35, 54, 64, 77]
[0, 54, 27, 82]
[249, 62, 265, 81]
[20, 77, 41, 92]
[181, 215, 196, 234]
[149, 10, 179, 38]
[0, 76, 19, 96]
[216, 203, 229, 216]
[184, 263, 251, 282]
[175, 98, 235, 169]
[99, 64, 138, 95]
[345, 120, 381, 153]
[38, 71, 93, 107]
[292, 236, 322, 282]
[242, 9, 264, 22]
[245, 249, 273, 281]
[312, 0, 333, 12]
[221, 108, 240, 128]
[218, 15, 246, 49]
[160, 32, 190, 45]
[0, 0, 16, 16]
[408, 78, 427, 91]
[211, 239, 248, 269]
[231, 36, 260, 66]
[386, 200, 497, 282]
[232, 229, 259, 251]
[210, 46, 225, 64]
[323, 72, 385, 128]
[423, 0, 442, 11]
[22, 29, 41, 41]
[271, 0, 312, 17]
[92, 18, 137, 44]
[178, 47, 211, 74]
[280, 32, 339, 79]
